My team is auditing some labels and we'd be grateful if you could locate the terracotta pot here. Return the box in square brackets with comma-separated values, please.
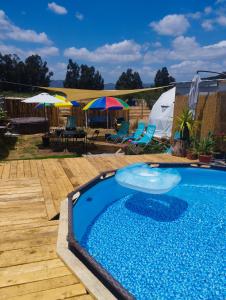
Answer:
[199, 154, 212, 164]
[186, 152, 198, 160]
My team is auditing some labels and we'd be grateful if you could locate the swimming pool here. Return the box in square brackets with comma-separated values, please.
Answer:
[69, 164, 226, 300]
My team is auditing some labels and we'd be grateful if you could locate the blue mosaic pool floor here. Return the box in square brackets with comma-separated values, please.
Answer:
[79, 171, 226, 300]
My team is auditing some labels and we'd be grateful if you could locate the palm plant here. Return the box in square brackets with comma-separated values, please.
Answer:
[198, 133, 215, 155]
[176, 108, 195, 142]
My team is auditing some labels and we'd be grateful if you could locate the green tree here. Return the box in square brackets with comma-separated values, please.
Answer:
[79, 64, 104, 89]
[93, 71, 104, 90]
[24, 55, 53, 87]
[63, 59, 80, 88]
[115, 68, 143, 89]
[0, 54, 22, 91]
[154, 67, 175, 87]
[63, 61, 104, 89]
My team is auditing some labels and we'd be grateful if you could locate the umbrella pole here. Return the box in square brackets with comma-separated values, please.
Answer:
[44, 103, 48, 133]
[107, 110, 109, 129]
[85, 111, 88, 128]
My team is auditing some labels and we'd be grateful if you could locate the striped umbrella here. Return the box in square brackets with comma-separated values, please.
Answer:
[83, 96, 129, 111]
[83, 97, 130, 128]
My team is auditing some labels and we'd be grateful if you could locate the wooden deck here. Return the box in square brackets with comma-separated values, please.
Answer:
[0, 154, 191, 300]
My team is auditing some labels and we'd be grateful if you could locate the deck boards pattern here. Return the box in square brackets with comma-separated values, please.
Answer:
[0, 154, 191, 299]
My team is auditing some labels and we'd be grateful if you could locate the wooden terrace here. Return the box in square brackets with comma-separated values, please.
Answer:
[0, 154, 191, 300]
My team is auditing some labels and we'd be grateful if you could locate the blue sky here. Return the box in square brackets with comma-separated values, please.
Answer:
[0, 0, 226, 83]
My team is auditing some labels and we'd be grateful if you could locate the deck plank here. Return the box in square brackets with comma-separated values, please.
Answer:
[0, 154, 192, 300]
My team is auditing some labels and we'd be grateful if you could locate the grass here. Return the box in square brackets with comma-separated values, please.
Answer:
[0, 134, 80, 160]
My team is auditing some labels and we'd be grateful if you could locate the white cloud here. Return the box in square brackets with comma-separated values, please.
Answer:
[144, 35, 226, 67]
[187, 12, 202, 20]
[215, 0, 226, 4]
[64, 40, 142, 63]
[48, 2, 67, 15]
[0, 42, 59, 58]
[50, 62, 67, 79]
[75, 12, 84, 21]
[217, 15, 226, 26]
[152, 41, 162, 48]
[150, 14, 190, 36]
[30, 46, 59, 57]
[0, 10, 51, 44]
[169, 60, 222, 80]
[202, 19, 214, 31]
[204, 6, 213, 14]
[0, 43, 25, 56]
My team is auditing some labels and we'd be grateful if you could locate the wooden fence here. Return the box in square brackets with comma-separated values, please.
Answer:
[4, 98, 129, 128]
[4, 98, 59, 126]
[172, 92, 226, 139]
[71, 104, 129, 128]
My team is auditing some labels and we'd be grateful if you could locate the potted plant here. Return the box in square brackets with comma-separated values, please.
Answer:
[173, 109, 195, 157]
[186, 138, 199, 160]
[198, 133, 215, 163]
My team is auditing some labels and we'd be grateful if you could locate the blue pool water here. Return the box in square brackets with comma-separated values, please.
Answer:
[73, 167, 226, 299]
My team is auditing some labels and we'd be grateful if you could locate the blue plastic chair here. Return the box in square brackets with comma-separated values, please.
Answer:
[122, 121, 145, 143]
[66, 116, 76, 130]
[108, 121, 130, 142]
[131, 124, 156, 145]
[127, 124, 156, 154]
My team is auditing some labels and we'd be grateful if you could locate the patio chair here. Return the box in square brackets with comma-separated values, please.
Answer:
[127, 124, 156, 154]
[121, 121, 146, 143]
[66, 116, 76, 131]
[107, 121, 130, 143]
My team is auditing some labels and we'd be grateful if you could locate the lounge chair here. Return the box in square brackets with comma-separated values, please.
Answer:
[107, 121, 130, 143]
[122, 121, 145, 143]
[127, 124, 156, 154]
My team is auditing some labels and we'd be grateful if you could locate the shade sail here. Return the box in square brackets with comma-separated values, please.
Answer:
[41, 85, 172, 101]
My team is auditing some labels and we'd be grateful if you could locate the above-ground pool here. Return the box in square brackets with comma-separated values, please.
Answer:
[69, 164, 226, 300]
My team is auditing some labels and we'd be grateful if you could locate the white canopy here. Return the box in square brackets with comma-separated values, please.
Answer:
[149, 87, 176, 139]
[22, 93, 64, 104]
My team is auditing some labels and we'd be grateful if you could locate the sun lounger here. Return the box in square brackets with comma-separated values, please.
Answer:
[122, 121, 145, 143]
[107, 121, 130, 143]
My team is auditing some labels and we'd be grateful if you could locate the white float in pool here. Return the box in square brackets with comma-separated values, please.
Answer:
[115, 163, 181, 194]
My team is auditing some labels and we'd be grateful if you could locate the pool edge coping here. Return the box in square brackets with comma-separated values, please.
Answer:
[57, 198, 117, 300]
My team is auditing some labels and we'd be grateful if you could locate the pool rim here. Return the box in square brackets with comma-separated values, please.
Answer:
[67, 162, 226, 300]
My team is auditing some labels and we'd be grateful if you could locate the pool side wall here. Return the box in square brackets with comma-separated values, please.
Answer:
[67, 162, 226, 299]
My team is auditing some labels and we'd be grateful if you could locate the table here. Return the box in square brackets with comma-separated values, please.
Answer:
[47, 129, 87, 153]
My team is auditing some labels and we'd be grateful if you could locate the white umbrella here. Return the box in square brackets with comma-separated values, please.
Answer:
[22, 93, 64, 119]
[22, 93, 64, 104]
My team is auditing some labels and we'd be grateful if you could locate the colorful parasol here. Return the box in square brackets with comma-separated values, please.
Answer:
[83, 97, 130, 111]
[83, 97, 130, 128]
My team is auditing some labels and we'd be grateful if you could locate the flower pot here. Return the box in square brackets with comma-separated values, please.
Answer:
[199, 154, 212, 164]
[186, 152, 198, 160]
